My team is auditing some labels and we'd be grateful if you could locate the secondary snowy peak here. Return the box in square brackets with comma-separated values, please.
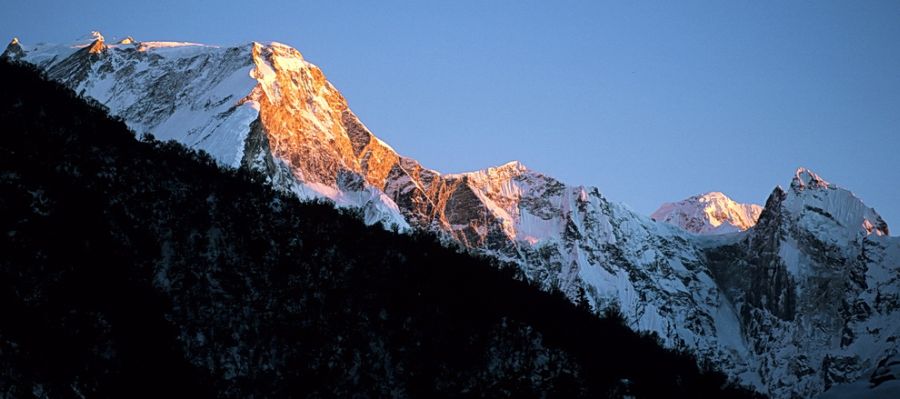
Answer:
[1, 37, 24, 60]
[780, 167, 889, 240]
[459, 160, 529, 175]
[76, 31, 105, 43]
[69, 31, 107, 54]
[652, 192, 762, 234]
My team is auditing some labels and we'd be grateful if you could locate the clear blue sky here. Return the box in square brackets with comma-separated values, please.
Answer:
[3, 1, 899, 227]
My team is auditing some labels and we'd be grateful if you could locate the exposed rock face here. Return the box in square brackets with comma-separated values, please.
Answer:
[705, 169, 900, 398]
[14, 34, 899, 398]
[817, 349, 900, 398]
[652, 192, 762, 234]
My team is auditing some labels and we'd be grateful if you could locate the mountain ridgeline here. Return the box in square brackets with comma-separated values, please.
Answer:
[0, 61, 760, 397]
[5, 35, 900, 398]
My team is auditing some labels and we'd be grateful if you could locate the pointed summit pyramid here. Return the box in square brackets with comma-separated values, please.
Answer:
[86, 32, 106, 54]
[791, 167, 831, 191]
[709, 167, 899, 398]
[778, 167, 889, 239]
[1, 37, 25, 61]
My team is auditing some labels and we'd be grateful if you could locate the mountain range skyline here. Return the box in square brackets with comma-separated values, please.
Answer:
[4, 12, 900, 394]
[7, 32, 893, 237]
[7, 34, 898, 396]
[2, 1, 898, 228]
[3, 31, 897, 230]
[1, 57, 772, 397]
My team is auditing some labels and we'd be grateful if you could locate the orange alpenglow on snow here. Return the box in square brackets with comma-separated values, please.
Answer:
[86, 31, 105, 54]
[651, 191, 763, 234]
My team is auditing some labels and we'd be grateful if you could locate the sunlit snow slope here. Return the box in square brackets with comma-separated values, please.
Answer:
[6, 33, 407, 228]
[652, 192, 762, 234]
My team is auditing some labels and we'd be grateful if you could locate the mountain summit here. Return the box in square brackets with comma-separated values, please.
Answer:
[784, 167, 889, 239]
[652, 192, 762, 234]
[10, 35, 899, 398]
[706, 168, 898, 397]
[792, 167, 831, 190]
[1, 37, 24, 61]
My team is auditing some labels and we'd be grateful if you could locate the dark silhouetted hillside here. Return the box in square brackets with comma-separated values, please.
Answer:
[0, 60, 762, 398]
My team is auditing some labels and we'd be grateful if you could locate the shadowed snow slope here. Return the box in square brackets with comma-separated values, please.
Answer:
[8, 35, 898, 399]
[817, 350, 900, 399]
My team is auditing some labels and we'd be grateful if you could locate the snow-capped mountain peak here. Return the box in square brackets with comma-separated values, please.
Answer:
[445, 160, 529, 179]
[711, 167, 899, 397]
[8, 36, 410, 229]
[791, 166, 831, 191]
[495, 160, 528, 171]
[651, 191, 762, 234]
[71, 31, 106, 53]
[76, 31, 104, 43]
[87, 37, 105, 54]
[781, 167, 889, 240]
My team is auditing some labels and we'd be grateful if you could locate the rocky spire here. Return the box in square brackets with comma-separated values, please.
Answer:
[1, 37, 25, 60]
